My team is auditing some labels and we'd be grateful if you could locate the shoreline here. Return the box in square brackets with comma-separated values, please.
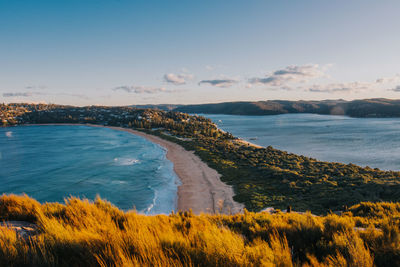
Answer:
[213, 123, 263, 149]
[23, 123, 244, 214]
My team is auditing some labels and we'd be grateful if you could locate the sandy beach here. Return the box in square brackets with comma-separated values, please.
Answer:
[31, 124, 244, 214]
[234, 139, 263, 149]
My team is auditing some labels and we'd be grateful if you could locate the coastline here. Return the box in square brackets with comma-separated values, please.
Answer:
[234, 139, 263, 149]
[25, 123, 244, 214]
[213, 123, 263, 149]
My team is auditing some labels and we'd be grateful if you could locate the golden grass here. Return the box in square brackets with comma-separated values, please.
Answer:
[1, 194, 399, 266]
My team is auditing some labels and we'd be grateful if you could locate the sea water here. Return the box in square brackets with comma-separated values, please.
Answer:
[204, 113, 400, 171]
[0, 125, 180, 213]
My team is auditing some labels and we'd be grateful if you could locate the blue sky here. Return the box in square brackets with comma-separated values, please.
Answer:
[1, 0, 400, 105]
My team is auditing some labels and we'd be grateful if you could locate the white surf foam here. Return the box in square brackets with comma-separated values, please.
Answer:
[145, 187, 158, 214]
[113, 157, 140, 166]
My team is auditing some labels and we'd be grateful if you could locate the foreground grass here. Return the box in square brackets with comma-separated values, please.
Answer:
[1, 195, 400, 266]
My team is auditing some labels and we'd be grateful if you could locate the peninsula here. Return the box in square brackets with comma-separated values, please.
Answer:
[3, 103, 400, 214]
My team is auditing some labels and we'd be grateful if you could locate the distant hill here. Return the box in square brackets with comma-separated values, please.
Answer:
[130, 104, 182, 111]
[169, 98, 400, 117]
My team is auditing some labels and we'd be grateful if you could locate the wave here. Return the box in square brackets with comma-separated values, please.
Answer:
[113, 157, 140, 166]
[111, 180, 127, 185]
[5, 131, 12, 138]
[145, 186, 157, 214]
[147, 167, 181, 214]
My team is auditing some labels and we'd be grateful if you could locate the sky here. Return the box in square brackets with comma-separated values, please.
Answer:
[1, 0, 400, 106]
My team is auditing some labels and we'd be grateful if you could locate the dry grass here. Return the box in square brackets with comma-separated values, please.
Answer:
[1, 194, 399, 266]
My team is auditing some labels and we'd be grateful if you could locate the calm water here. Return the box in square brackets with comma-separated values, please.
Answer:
[0, 125, 179, 213]
[204, 113, 400, 171]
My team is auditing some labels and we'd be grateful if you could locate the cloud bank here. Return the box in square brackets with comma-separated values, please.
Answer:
[2, 91, 88, 99]
[25, 85, 47, 90]
[391, 85, 400, 92]
[307, 74, 400, 93]
[113, 85, 168, 94]
[308, 82, 372, 93]
[376, 74, 400, 84]
[249, 64, 325, 87]
[3, 92, 34, 97]
[246, 65, 400, 94]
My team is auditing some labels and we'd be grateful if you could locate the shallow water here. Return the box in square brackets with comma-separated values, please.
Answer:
[0, 125, 180, 213]
[204, 113, 400, 171]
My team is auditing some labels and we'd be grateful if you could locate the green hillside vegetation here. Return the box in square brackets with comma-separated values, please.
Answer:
[174, 98, 400, 117]
[2, 194, 400, 266]
[2, 103, 400, 213]
[151, 130, 400, 213]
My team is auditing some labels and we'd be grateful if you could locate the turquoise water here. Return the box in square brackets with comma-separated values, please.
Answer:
[204, 114, 400, 171]
[0, 125, 179, 213]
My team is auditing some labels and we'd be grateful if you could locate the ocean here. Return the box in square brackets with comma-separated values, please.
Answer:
[0, 125, 180, 213]
[204, 113, 400, 171]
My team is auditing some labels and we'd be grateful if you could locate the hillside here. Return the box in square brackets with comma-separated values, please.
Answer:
[173, 98, 400, 117]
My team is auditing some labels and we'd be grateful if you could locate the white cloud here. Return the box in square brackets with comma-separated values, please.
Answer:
[163, 73, 194, 85]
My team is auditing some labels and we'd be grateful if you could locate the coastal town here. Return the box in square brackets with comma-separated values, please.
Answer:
[1, 103, 146, 127]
